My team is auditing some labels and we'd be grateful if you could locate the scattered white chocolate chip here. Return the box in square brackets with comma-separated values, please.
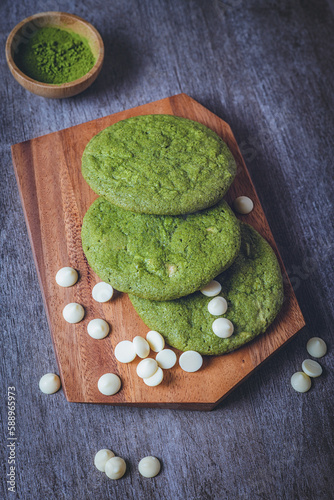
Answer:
[97, 373, 121, 396]
[200, 280, 222, 297]
[146, 331, 165, 352]
[144, 367, 164, 387]
[39, 373, 61, 394]
[306, 337, 327, 358]
[105, 456, 126, 480]
[133, 336, 150, 358]
[233, 196, 254, 215]
[156, 349, 177, 369]
[212, 318, 234, 338]
[114, 341, 136, 363]
[138, 456, 161, 478]
[179, 351, 203, 373]
[302, 359, 322, 378]
[62, 303, 85, 323]
[55, 267, 78, 287]
[207, 296, 228, 316]
[137, 358, 159, 379]
[87, 319, 110, 340]
[94, 449, 115, 472]
[92, 282, 114, 303]
[290, 371, 311, 393]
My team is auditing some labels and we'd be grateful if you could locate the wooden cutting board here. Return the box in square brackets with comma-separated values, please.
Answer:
[11, 93, 305, 410]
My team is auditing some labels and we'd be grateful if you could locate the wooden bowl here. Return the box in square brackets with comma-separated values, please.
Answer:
[6, 11, 104, 99]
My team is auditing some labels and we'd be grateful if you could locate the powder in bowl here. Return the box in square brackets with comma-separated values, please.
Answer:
[14, 26, 95, 84]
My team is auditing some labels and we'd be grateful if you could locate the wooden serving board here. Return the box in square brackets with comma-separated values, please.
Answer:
[11, 94, 305, 410]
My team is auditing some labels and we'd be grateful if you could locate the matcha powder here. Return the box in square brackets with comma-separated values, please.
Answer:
[14, 26, 96, 84]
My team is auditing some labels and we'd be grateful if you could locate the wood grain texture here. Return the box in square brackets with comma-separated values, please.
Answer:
[1, 0, 333, 499]
[11, 93, 305, 409]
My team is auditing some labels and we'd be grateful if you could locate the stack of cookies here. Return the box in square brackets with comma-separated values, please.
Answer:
[81, 115, 283, 355]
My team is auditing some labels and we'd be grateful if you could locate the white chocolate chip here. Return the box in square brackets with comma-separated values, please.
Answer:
[306, 337, 327, 358]
[92, 282, 114, 303]
[39, 373, 61, 394]
[156, 349, 177, 369]
[146, 331, 165, 352]
[55, 267, 78, 287]
[290, 372, 311, 393]
[114, 341, 136, 363]
[105, 456, 126, 479]
[62, 303, 85, 323]
[87, 319, 110, 339]
[94, 449, 115, 472]
[233, 196, 254, 214]
[179, 351, 203, 373]
[138, 456, 161, 478]
[143, 367, 164, 387]
[137, 358, 159, 379]
[167, 263, 177, 277]
[212, 318, 234, 338]
[200, 280, 222, 297]
[97, 373, 121, 396]
[133, 336, 150, 358]
[302, 359, 322, 378]
[207, 296, 227, 316]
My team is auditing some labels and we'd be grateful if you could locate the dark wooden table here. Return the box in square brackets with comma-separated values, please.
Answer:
[1, 1, 333, 499]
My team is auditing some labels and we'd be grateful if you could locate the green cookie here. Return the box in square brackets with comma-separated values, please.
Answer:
[129, 224, 284, 354]
[81, 197, 241, 301]
[81, 114, 236, 215]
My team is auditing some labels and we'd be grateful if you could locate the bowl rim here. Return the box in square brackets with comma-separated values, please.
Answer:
[5, 11, 104, 89]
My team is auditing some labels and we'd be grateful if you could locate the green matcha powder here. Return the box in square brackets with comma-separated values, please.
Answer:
[14, 27, 96, 84]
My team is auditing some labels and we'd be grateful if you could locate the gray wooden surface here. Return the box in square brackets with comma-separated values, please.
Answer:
[1, 0, 333, 499]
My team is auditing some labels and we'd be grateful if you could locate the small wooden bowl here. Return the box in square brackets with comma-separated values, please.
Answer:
[6, 11, 104, 99]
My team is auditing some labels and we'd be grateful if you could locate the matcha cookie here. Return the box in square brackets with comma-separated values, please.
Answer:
[130, 224, 284, 354]
[81, 115, 236, 215]
[81, 197, 241, 301]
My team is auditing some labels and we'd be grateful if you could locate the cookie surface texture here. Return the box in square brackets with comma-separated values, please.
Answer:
[81, 197, 241, 301]
[130, 224, 284, 354]
[81, 114, 237, 215]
